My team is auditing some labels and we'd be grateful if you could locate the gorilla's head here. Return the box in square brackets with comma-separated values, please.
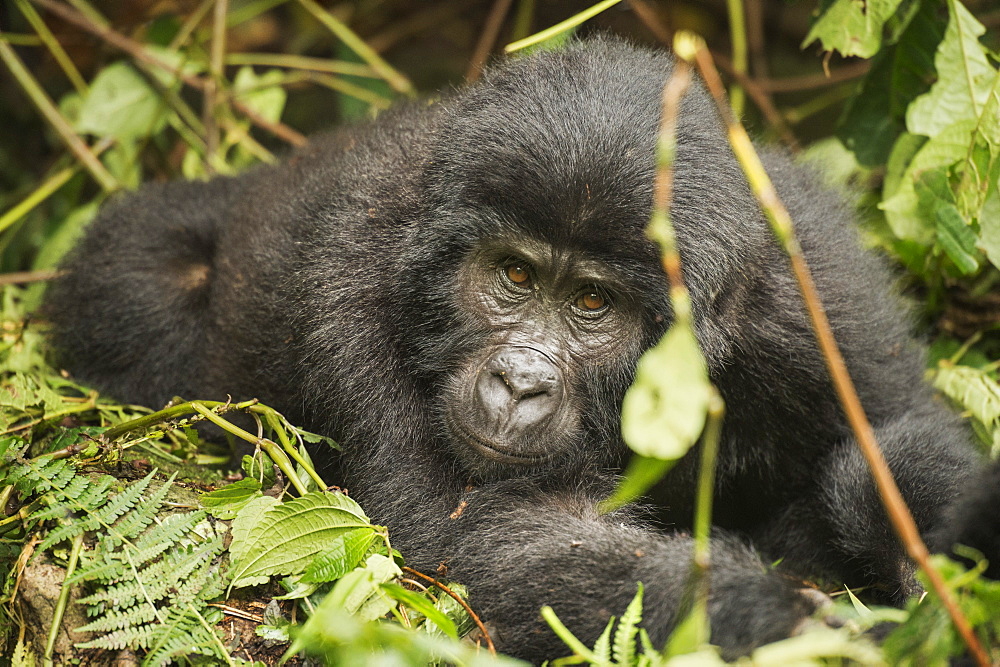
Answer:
[392, 39, 765, 481]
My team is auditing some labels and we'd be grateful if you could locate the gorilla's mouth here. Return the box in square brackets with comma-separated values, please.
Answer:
[445, 407, 550, 465]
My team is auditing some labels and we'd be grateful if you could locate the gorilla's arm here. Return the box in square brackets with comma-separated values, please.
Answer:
[365, 472, 816, 660]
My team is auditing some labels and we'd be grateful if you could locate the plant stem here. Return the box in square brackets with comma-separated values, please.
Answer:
[0, 39, 118, 191]
[724, 0, 747, 116]
[43, 532, 84, 666]
[680, 32, 990, 667]
[295, 0, 414, 96]
[190, 403, 308, 496]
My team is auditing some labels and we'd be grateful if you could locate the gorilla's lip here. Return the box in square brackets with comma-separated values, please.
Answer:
[446, 409, 549, 465]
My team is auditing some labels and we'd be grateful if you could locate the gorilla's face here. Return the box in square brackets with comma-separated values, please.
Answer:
[439, 235, 647, 476]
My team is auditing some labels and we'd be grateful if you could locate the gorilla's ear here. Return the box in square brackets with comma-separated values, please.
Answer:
[690, 278, 759, 368]
[933, 462, 1000, 579]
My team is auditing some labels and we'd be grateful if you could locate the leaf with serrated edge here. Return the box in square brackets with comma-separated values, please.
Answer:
[230, 491, 372, 588]
[228, 495, 279, 566]
[326, 554, 401, 621]
[907, 0, 997, 137]
[301, 526, 377, 583]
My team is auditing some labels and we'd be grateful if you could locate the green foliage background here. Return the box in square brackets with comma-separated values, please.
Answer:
[0, 0, 998, 664]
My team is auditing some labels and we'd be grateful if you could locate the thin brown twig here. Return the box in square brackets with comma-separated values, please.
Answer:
[208, 603, 264, 623]
[628, 0, 672, 44]
[711, 50, 800, 150]
[368, 1, 465, 54]
[0, 39, 117, 191]
[401, 566, 496, 655]
[466, 0, 514, 82]
[0, 269, 64, 286]
[684, 36, 990, 667]
[30, 0, 307, 147]
[745, 0, 768, 83]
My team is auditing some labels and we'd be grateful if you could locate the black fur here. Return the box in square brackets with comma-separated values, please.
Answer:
[46, 39, 990, 660]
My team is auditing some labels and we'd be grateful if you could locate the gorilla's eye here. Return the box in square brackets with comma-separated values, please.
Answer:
[504, 263, 532, 288]
[575, 289, 608, 314]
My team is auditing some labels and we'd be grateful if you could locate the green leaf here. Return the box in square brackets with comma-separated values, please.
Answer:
[301, 526, 377, 583]
[935, 200, 980, 274]
[229, 491, 372, 588]
[881, 120, 977, 242]
[325, 553, 401, 621]
[906, 0, 998, 137]
[200, 478, 262, 519]
[620, 320, 710, 460]
[381, 583, 458, 639]
[802, 0, 905, 58]
[76, 62, 168, 141]
[979, 176, 1000, 270]
[933, 363, 1000, 429]
[233, 67, 287, 124]
[837, 0, 945, 166]
[663, 599, 710, 657]
[228, 494, 280, 566]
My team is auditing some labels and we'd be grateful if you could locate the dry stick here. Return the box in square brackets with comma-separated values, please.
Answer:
[465, 0, 514, 82]
[628, 0, 672, 45]
[13, 0, 87, 93]
[628, 3, 799, 151]
[711, 51, 800, 151]
[401, 566, 496, 655]
[367, 1, 463, 54]
[0, 269, 63, 286]
[682, 36, 990, 667]
[30, 0, 307, 147]
[0, 39, 117, 191]
[759, 61, 870, 93]
[295, 0, 414, 96]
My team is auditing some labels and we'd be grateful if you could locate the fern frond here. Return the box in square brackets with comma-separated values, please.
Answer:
[78, 537, 222, 607]
[75, 621, 157, 651]
[612, 582, 644, 665]
[88, 471, 155, 527]
[101, 473, 177, 548]
[71, 511, 210, 585]
[142, 605, 226, 667]
[75, 602, 159, 633]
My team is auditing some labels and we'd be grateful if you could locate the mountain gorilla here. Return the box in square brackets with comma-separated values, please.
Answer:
[46, 38, 994, 660]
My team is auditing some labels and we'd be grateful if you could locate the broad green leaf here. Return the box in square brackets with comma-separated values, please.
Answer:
[230, 491, 372, 588]
[620, 320, 710, 460]
[233, 67, 287, 124]
[935, 201, 980, 274]
[979, 176, 1000, 270]
[76, 62, 167, 141]
[802, 0, 904, 58]
[915, 169, 981, 274]
[200, 478, 263, 519]
[906, 0, 997, 137]
[933, 363, 1000, 429]
[301, 526, 378, 583]
[837, 0, 945, 166]
[325, 553, 401, 621]
[381, 583, 458, 639]
[201, 478, 262, 506]
[881, 120, 977, 242]
[228, 494, 280, 566]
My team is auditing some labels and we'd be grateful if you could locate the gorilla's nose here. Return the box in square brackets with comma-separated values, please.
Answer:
[475, 347, 563, 431]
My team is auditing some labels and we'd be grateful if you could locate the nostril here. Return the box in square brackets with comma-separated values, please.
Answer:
[492, 368, 554, 401]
